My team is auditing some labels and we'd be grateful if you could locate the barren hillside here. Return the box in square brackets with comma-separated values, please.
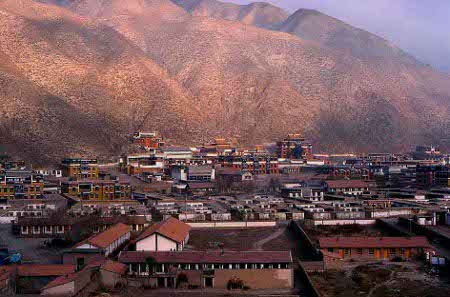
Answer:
[1, 0, 449, 163]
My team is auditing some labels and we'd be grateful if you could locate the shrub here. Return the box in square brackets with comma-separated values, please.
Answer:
[391, 256, 404, 262]
[176, 273, 189, 288]
[227, 277, 244, 290]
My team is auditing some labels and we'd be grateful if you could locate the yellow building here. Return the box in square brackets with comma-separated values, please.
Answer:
[61, 180, 131, 200]
[0, 171, 44, 199]
[61, 158, 99, 179]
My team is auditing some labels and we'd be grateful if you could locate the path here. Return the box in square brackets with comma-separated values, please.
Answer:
[367, 270, 395, 297]
[252, 227, 285, 250]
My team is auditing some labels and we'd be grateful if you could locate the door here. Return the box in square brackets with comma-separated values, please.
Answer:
[205, 277, 213, 288]
[405, 248, 411, 258]
[375, 249, 381, 259]
[383, 249, 388, 259]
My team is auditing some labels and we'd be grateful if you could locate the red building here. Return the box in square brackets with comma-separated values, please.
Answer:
[276, 134, 312, 160]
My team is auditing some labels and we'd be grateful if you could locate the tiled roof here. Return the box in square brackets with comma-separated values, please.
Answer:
[84, 223, 130, 249]
[101, 260, 128, 274]
[318, 237, 431, 249]
[119, 250, 292, 264]
[41, 271, 79, 290]
[17, 216, 76, 226]
[17, 264, 75, 277]
[135, 217, 190, 244]
[325, 180, 369, 189]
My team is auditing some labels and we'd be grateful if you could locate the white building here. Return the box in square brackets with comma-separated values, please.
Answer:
[134, 217, 191, 252]
[74, 223, 131, 257]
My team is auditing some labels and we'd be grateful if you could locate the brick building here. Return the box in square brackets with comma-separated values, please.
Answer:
[119, 250, 293, 289]
[319, 237, 432, 261]
[276, 134, 312, 160]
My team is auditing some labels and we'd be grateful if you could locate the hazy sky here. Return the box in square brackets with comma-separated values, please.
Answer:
[229, 0, 450, 72]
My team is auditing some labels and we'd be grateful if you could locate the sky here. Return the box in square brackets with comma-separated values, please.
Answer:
[229, 0, 450, 72]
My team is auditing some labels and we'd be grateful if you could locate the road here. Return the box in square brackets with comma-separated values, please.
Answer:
[252, 227, 287, 251]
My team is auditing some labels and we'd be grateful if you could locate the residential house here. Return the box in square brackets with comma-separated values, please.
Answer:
[61, 180, 131, 200]
[325, 180, 370, 196]
[73, 223, 131, 257]
[0, 171, 44, 200]
[16, 264, 75, 294]
[134, 217, 191, 252]
[61, 158, 99, 179]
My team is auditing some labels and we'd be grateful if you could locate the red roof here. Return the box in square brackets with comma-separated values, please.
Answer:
[135, 217, 191, 244]
[318, 237, 431, 249]
[101, 260, 127, 274]
[42, 272, 79, 290]
[325, 180, 369, 189]
[119, 251, 292, 264]
[17, 264, 75, 277]
[81, 223, 130, 249]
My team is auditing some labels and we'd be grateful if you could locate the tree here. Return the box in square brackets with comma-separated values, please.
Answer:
[145, 256, 157, 276]
[176, 273, 189, 288]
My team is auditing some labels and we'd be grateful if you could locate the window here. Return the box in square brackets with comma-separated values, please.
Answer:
[33, 226, 40, 234]
[76, 258, 85, 270]
[45, 226, 53, 234]
[22, 226, 28, 234]
[399, 248, 405, 255]
[344, 249, 351, 255]
[389, 248, 396, 255]
[357, 249, 363, 255]
[328, 248, 334, 253]
[369, 249, 375, 255]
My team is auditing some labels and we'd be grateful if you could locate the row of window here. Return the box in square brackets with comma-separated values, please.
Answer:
[328, 248, 408, 255]
[128, 263, 290, 274]
[21, 225, 66, 234]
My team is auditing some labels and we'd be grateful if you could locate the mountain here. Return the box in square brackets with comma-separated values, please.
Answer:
[171, 0, 289, 28]
[0, 0, 200, 163]
[277, 9, 420, 65]
[1, 0, 450, 164]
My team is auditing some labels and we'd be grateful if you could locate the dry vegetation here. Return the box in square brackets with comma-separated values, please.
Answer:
[187, 227, 296, 252]
[311, 262, 450, 297]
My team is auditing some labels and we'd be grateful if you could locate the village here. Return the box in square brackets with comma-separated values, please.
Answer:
[0, 132, 450, 296]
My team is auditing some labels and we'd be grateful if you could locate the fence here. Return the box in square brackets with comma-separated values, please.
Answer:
[298, 262, 321, 297]
[188, 221, 278, 228]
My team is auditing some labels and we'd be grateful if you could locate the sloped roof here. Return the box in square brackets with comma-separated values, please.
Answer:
[119, 250, 292, 264]
[325, 180, 369, 189]
[318, 237, 431, 249]
[17, 264, 75, 277]
[79, 223, 130, 249]
[101, 260, 127, 274]
[135, 217, 191, 244]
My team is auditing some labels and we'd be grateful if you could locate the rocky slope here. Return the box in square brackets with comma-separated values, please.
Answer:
[172, 0, 289, 28]
[1, 0, 450, 164]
